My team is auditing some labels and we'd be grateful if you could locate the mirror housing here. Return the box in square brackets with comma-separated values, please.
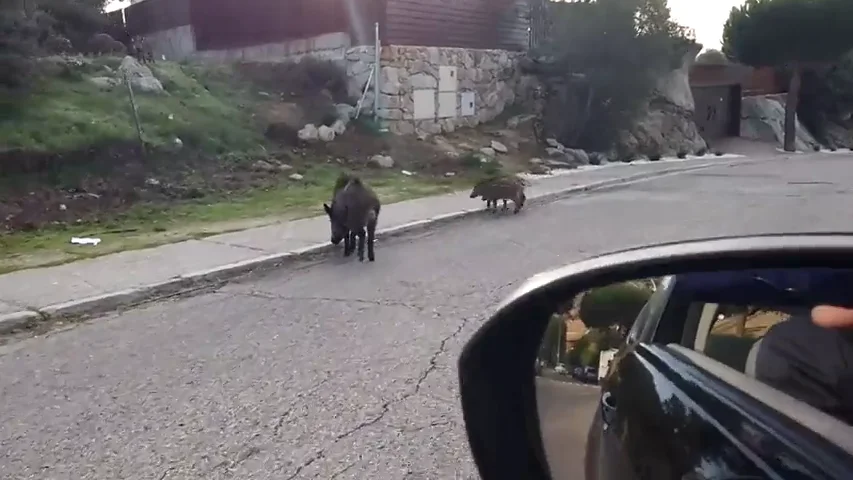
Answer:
[458, 233, 853, 480]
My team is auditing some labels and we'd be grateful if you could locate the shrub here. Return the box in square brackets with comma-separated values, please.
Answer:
[677, 150, 687, 159]
[579, 282, 653, 331]
[648, 153, 662, 161]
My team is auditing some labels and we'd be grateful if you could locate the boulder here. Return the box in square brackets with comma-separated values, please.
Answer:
[369, 154, 395, 168]
[118, 56, 164, 93]
[298, 124, 320, 142]
[615, 44, 708, 157]
[564, 148, 589, 165]
[318, 125, 336, 142]
[490, 140, 508, 153]
[331, 119, 347, 136]
[741, 95, 820, 151]
[480, 147, 496, 157]
[335, 103, 356, 125]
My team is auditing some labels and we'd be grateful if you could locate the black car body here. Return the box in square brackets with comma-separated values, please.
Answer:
[587, 272, 853, 480]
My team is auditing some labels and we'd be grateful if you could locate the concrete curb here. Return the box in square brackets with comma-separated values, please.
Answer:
[0, 158, 748, 334]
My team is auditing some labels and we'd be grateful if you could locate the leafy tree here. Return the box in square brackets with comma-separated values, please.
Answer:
[527, 0, 694, 151]
[539, 314, 566, 366]
[0, 0, 109, 89]
[579, 282, 653, 331]
[695, 49, 729, 65]
[722, 0, 853, 151]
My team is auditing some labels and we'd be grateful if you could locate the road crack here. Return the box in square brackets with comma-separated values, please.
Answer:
[232, 291, 426, 311]
[280, 316, 471, 479]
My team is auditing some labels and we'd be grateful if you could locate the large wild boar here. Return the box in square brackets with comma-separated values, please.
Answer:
[324, 174, 381, 262]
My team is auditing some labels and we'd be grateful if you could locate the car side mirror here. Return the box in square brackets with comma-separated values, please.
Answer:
[458, 234, 853, 480]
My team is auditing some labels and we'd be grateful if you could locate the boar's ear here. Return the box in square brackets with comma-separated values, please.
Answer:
[323, 203, 332, 216]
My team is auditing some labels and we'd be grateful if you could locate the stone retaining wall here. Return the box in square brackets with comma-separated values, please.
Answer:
[374, 46, 523, 135]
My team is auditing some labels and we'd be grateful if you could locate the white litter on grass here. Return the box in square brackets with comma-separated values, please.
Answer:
[71, 237, 101, 246]
[401, 170, 414, 176]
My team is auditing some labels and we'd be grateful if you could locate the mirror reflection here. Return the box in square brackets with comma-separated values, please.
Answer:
[535, 268, 853, 480]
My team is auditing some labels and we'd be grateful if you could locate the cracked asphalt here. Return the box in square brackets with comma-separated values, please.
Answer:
[2, 153, 853, 480]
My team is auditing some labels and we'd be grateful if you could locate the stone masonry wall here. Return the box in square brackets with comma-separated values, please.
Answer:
[375, 46, 522, 135]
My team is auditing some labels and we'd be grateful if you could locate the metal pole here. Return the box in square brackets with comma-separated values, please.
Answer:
[124, 70, 145, 154]
[373, 21, 380, 120]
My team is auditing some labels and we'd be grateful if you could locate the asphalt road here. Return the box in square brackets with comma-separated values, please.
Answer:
[2, 153, 853, 480]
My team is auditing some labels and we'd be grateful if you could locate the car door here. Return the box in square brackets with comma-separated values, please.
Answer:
[594, 277, 853, 480]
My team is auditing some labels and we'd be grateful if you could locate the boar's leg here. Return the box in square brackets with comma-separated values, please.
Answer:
[355, 227, 366, 262]
[344, 231, 355, 256]
[366, 219, 376, 262]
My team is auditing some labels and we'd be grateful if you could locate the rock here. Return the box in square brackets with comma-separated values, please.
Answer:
[59, 204, 67, 211]
[253, 160, 278, 172]
[545, 147, 563, 157]
[173, 137, 183, 148]
[564, 148, 589, 165]
[619, 104, 707, 157]
[545, 159, 576, 169]
[741, 95, 820, 151]
[278, 163, 293, 171]
[588, 152, 606, 165]
[444, 171, 456, 177]
[479, 147, 496, 157]
[654, 44, 703, 112]
[331, 119, 347, 136]
[335, 103, 356, 124]
[529, 164, 551, 175]
[289, 173, 304, 181]
[529, 157, 543, 164]
[318, 125, 336, 142]
[506, 114, 537, 129]
[369, 154, 395, 168]
[614, 44, 709, 157]
[298, 124, 320, 142]
[118, 56, 164, 93]
[145, 178, 161, 186]
[88, 76, 120, 89]
[545, 138, 562, 149]
[490, 140, 508, 153]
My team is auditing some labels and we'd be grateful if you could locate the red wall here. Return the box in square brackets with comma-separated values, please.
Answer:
[384, 0, 528, 50]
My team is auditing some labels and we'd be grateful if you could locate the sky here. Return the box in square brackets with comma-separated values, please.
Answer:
[103, 0, 745, 52]
[668, 0, 746, 51]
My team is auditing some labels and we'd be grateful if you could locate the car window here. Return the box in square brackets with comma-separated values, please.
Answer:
[694, 303, 789, 372]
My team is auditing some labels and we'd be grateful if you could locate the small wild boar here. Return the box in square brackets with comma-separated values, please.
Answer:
[469, 175, 528, 214]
